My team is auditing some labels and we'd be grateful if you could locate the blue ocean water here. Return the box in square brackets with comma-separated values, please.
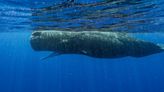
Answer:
[0, 0, 164, 92]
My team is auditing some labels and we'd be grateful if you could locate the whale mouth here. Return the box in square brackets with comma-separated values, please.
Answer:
[31, 31, 42, 40]
[30, 31, 43, 51]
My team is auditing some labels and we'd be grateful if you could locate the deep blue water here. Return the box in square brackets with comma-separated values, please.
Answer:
[0, 0, 164, 92]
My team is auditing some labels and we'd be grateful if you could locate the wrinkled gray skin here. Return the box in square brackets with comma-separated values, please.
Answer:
[30, 30, 164, 58]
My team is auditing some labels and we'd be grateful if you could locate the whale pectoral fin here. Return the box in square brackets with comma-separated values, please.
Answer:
[41, 52, 61, 60]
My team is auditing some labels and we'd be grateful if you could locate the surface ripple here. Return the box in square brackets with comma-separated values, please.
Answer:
[0, 0, 164, 32]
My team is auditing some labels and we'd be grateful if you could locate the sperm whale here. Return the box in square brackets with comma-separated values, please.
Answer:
[30, 30, 164, 58]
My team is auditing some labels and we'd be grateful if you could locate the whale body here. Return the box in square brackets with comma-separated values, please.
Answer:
[30, 30, 164, 58]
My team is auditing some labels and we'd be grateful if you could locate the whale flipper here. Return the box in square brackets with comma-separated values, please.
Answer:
[41, 52, 61, 60]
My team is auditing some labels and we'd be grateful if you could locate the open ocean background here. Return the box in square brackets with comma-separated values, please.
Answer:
[0, 0, 164, 92]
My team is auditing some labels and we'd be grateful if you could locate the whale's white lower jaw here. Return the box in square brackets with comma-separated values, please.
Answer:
[157, 44, 164, 50]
